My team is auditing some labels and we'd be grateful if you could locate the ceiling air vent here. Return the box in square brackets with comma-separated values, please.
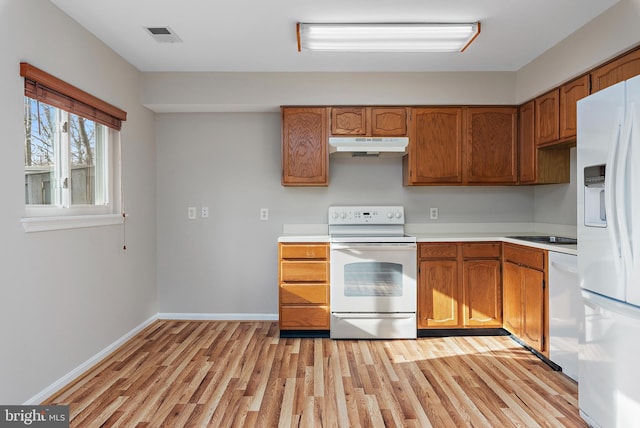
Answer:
[145, 26, 182, 43]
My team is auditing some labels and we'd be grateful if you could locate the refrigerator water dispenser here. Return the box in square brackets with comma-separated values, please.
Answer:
[584, 164, 607, 227]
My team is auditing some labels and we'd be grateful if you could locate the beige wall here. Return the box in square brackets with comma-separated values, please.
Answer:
[0, 0, 157, 404]
[142, 71, 518, 113]
[516, 0, 640, 102]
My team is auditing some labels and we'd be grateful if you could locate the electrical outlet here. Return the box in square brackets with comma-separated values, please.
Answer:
[187, 206, 196, 220]
[260, 208, 269, 221]
[201, 207, 209, 218]
[429, 207, 439, 220]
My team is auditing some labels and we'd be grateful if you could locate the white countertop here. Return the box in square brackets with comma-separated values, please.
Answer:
[278, 223, 577, 255]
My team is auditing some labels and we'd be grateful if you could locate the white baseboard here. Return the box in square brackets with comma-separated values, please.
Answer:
[158, 313, 278, 321]
[24, 314, 159, 405]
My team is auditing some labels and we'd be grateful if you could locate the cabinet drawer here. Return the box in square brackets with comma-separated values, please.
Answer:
[280, 306, 329, 329]
[419, 243, 458, 259]
[280, 244, 328, 260]
[462, 242, 501, 259]
[280, 284, 328, 305]
[504, 244, 544, 270]
[281, 261, 328, 282]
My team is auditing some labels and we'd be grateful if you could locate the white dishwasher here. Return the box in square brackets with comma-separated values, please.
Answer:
[548, 251, 580, 382]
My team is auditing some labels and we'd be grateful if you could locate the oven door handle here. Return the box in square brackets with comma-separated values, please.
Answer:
[331, 243, 417, 251]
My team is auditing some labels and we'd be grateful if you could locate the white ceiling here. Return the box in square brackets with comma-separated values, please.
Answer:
[49, 0, 619, 73]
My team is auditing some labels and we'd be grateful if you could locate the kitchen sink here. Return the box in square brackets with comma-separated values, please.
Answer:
[511, 235, 577, 245]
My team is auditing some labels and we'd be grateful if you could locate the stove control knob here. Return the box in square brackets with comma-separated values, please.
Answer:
[395, 211, 402, 219]
[340, 211, 347, 219]
[387, 212, 393, 219]
[331, 211, 339, 219]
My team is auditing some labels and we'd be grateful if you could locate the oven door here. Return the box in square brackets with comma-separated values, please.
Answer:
[330, 242, 417, 313]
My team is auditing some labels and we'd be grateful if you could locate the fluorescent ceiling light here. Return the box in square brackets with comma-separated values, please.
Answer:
[297, 22, 480, 53]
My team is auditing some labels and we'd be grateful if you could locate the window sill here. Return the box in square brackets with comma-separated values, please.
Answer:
[21, 214, 124, 233]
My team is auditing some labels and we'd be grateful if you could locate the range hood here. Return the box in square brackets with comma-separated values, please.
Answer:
[329, 137, 409, 157]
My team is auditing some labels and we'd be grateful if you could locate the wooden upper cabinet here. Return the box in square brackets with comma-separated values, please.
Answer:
[370, 107, 408, 136]
[519, 100, 536, 184]
[281, 107, 329, 186]
[331, 107, 366, 135]
[559, 74, 590, 140]
[464, 107, 518, 184]
[405, 107, 463, 185]
[519, 99, 571, 185]
[591, 48, 640, 93]
[331, 107, 407, 136]
[535, 89, 559, 146]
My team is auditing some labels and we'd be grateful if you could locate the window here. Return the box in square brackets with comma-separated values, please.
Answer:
[20, 63, 127, 231]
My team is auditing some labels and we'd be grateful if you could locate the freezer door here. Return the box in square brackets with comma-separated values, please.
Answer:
[577, 81, 626, 301]
[579, 290, 640, 427]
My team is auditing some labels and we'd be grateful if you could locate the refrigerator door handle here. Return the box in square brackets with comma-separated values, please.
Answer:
[605, 110, 624, 272]
[617, 105, 634, 293]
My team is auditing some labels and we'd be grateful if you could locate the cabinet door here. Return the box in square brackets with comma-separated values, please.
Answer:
[502, 261, 522, 336]
[519, 100, 536, 184]
[464, 107, 518, 183]
[418, 259, 460, 328]
[463, 259, 502, 327]
[370, 107, 408, 136]
[535, 89, 560, 146]
[591, 48, 640, 92]
[406, 108, 462, 184]
[281, 107, 328, 186]
[331, 107, 366, 135]
[522, 266, 545, 352]
[559, 75, 590, 140]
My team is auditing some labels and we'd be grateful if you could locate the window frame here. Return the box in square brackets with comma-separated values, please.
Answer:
[20, 63, 127, 232]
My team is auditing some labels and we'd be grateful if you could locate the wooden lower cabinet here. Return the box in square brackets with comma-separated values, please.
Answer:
[463, 258, 502, 327]
[419, 257, 460, 327]
[278, 243, 329, 331]
[418, 242, 502, 329]
[502, 261, 522, 336]
[502, 243, 547, 354]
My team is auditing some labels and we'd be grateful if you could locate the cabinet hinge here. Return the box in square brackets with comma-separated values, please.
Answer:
[542, 279, 546, 290]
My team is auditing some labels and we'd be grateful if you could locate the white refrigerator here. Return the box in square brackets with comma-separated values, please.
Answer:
[577, 74, 640, 427]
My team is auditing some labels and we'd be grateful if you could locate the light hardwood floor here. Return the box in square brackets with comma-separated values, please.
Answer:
[45, 320, 586, 427]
